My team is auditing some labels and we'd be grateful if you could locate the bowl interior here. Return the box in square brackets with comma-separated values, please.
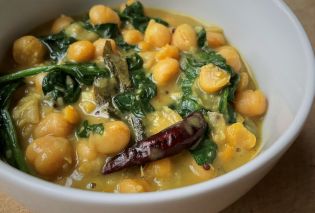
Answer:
[0, 0, 312, 152]
[0, 0, 314, 210]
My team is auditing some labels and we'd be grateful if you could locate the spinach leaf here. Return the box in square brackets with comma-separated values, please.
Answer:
[126, 53, 143, 71]
[218, 73, 240, 123]
[61, 63, 109, 85]
[0, 63, 109, 85]
[190, 138, 217, 165]
[173, 54, 204, 116]
[82, 22, 119, 38]
[176, 97, 202, 117]
[0, 63, 110, 106]
[104, 53, 150, 142]
[42, 71, 81, 105]
[113, 53, 156, 117]
[76, 120, 104, 138]
[175, 48, 239, 122]
[0, 82, 29, 173]
[40, 31, 76, 61]
[153, 17, 169, 27]
[119, 1, 169, 32]
[115, 36, 136, 51]
[196, 26, 207, 48]
[199, 47, 234, 74]
[119, 1, 148, 32]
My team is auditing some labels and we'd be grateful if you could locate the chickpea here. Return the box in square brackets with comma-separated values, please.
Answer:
[67, 40, 95, 62]
[172, 24, 197, 51]
[34, 113, 73, 138]
[89, 5, 120, 25]
[78, 157, 104, 174]
[144, 20, 171, 48]
[237, 72, 249, 91]
[122, 29, 143, 45]
[226, 122, 256, 150]
[51, 15, 74, 34]
[144, 107, 182, 136]
[152, 58, 180, 86]
[139, 51, 156, 70]
[62, 105, 80, 124]
[198, 63, 230, 93]
[137, 41, 153, 51]
[26, 135, 73, 176]
[76, 141, 98, 163]
[145, 158, 172, 179]
[217, 46, 242, 72]
[13, 35, 46, 66]
[155, 44, 179, 61]
[218, 144, 235, 163]
[206, 30, 226, 48]
[81, 101, 97, 113]
[24, 72, 47, 93]
[89, 121, 131, 155]
[235, 90, 267, 117]
[93, 38, 117, 58]
[117, 179, 150, 193]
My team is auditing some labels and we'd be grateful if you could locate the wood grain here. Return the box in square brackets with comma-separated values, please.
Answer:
[0, 0, 314, 212]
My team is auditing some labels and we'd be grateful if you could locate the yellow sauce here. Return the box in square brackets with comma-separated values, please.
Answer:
[4, 5, 263, 193]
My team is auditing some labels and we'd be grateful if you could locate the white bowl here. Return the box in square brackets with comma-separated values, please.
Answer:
[0, 0, 314, 212]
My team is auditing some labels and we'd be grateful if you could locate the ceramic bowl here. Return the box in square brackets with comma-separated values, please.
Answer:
[0, 0, 314, 212]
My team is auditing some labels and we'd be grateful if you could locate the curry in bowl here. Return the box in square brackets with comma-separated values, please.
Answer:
[0, 0, 267, 193]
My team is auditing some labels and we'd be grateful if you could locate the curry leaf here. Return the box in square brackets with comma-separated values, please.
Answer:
[103, 41, 131, 92]
[113, 53, 156, 118]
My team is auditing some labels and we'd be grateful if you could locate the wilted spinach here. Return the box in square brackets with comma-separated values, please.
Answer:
[42, 71, 81, 105]
[175, 48, 239, 123]
[0, 82, 29, 173]
[113, 53, 156, 117]
[76, 120, 104, 138]
[115, 36, 136, 51]
[82, 22, 120, 38]
[119, 1, 169, 32]
[174, 48, 240, 166]
[0, 63, 109, 107]
[40, 31, 76, 61]
[191, 138, 217, 166]
[196, 26, 207, 48]
[0, 63, 109, 85]
[218, 74, 240, 123]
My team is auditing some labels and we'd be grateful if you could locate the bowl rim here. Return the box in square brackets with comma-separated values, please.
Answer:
[0, 0, 314, 206]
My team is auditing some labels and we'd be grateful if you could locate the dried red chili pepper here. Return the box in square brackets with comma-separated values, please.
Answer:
[103, 112, 207, 175]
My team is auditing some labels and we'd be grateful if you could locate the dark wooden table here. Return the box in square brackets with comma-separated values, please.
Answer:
[0, 0, 314, 212]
